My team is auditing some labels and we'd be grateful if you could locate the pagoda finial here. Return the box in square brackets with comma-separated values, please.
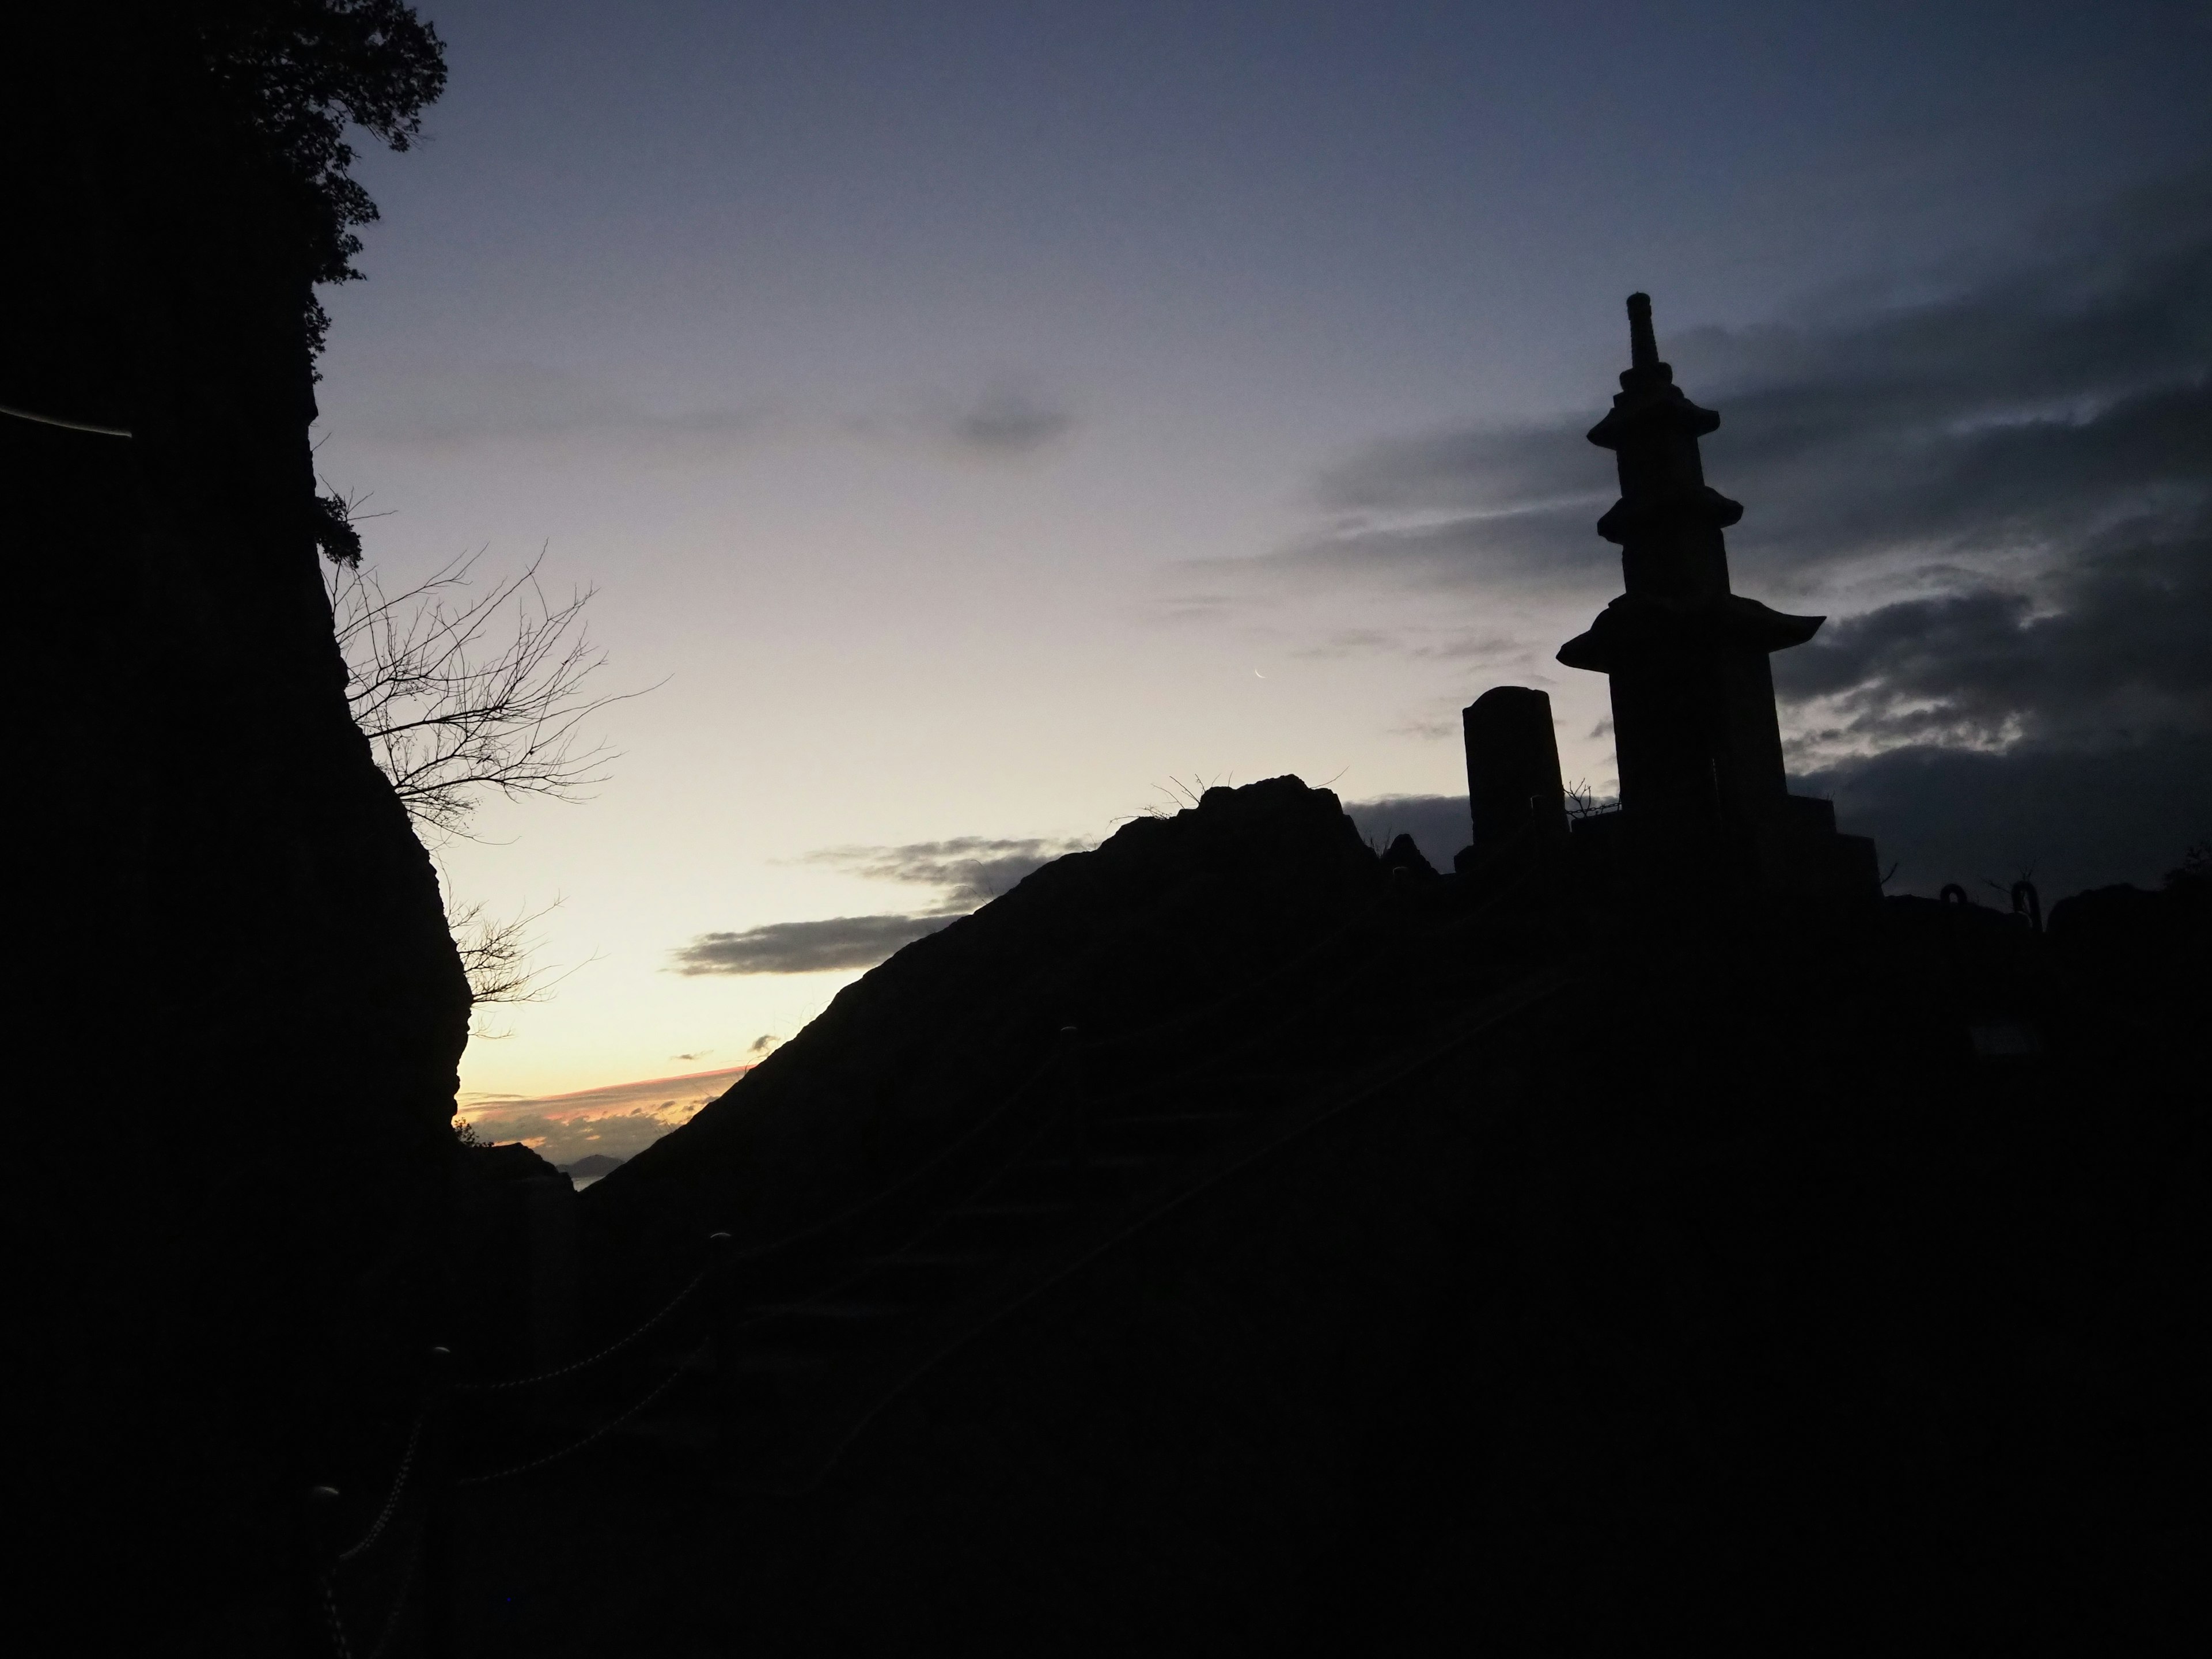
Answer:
[1626, 292, 1658, 370]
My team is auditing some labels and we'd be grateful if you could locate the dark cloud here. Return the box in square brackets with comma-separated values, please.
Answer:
[1141, 592, 1251, 627]
[671, 913, 959, 976]
[365, 366, 1080, 463]
[948, 387, 1074, 457]
[1344, 783, 1627, 873]
[1343, 794, 1471, 872]
[1291, 627, 1525, 662]
[1350, 747, 2210, 903]
[1273, 487, 1609, 593]
[804, 835, 1090, 906]
[677, 834, 1090, 978]
[362, 361, 761, 449]
[1776, 507, 2212, 754]
[1805, 736, 2211, 901]
[1269, 171, 2212, 595]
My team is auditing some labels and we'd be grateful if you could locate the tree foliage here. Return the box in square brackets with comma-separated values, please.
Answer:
[188, 0, 448, 349]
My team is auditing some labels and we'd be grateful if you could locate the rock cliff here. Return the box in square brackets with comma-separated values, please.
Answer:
[6, 15, 468, 1651]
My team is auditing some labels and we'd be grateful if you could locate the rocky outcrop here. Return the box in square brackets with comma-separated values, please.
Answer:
[6, 21, 468, 1652]
[524, 791, 2206, 1655]
[588, 777, 1384, 1270]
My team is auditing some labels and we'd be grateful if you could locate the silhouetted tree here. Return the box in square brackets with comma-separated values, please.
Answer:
[6, 2, 448, 433]
[188, 0, 446, 353]
[327, 546, 634, 842]
[327, 541, 643, 1017]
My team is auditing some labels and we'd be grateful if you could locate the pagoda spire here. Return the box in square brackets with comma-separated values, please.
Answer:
[1627, 290, 1660, 371]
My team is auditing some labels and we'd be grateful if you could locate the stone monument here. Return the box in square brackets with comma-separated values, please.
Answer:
[1553, 293, 1877, 899]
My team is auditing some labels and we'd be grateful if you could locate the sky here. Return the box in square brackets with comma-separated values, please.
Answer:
[308, 1, 2212, 1156]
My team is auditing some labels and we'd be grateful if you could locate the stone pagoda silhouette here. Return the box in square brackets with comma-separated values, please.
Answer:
[1463, 294, 1877, 900]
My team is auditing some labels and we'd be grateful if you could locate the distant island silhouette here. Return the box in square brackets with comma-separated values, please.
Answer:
[559, 1153, 628, 1180]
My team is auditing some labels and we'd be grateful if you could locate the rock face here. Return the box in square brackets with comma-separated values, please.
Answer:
[6, 30, 469, 1653]
[589, 777, 1383, 1267]
[513, 789, 2207, 1656]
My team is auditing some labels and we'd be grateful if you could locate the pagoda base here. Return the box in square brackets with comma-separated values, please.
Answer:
[1567, 794, 1879, 907]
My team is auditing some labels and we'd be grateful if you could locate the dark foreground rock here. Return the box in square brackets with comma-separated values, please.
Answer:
[8, 24, 468, 1652]
[443, 782, 2207, 1656]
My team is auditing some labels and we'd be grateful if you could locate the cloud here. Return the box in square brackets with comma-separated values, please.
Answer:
[358, 361, 762, 450]
[458, 1066, 746, 1162]
[1775, 506, 2212, 762]
[945, 385, 1074, 457]
[1803, 735, 2211, 900]
[802, 835, 1090, 906]
[675, 832, 1092, 978]
[747, 1033, 783, 1056]
[854, 384, 1075, 459]
[670, 912, 960, 976]
[1273, 172, 2212, 601]
[1342, 794, 1471, 873]
[1290, 627, 1525, 663]
[358, 366, 1074, 464]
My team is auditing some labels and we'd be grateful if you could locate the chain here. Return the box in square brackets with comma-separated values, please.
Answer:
[336, 1409, 425, 1563]
[316, 1569, 355, 1659]
[456, 1260, 713, 1395]
[454, 1337, 711, 1487]
[361, 1527, 423, 1659]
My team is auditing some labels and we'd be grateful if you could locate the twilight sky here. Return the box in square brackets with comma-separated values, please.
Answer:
[309, 1, 2212, 1154]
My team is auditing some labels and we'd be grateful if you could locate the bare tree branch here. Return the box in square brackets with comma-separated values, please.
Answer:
[324, 533, 650, 1024]
[325, 545, 657, 843]
[447, 892, 599, 1035]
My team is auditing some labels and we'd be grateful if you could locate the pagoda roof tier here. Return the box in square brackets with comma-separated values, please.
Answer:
[1596, 484, 1744, 546]
[1586, 379, 1721, 450]
[1556, 591, 1824, 675]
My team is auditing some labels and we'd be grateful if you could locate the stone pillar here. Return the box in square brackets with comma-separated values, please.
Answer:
[1463, 687, 1569, 853]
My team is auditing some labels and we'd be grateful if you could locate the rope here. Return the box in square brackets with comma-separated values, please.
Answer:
[454, 1337, 713, 1486]
[0, 400, 131, 437]
[454, 1262, 713, 1395]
